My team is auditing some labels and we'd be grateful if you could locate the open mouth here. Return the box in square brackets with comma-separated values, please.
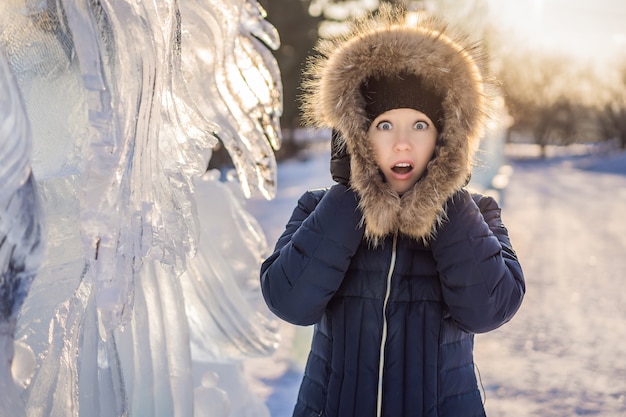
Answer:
[391, 162, 413, 175]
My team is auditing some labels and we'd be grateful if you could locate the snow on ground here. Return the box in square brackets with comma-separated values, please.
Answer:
[473, 144, 626, 417]
[244, 142, 626, 417]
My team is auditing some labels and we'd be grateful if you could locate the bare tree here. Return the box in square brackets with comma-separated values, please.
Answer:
[494, 46, 601, 157]
[596, 64, 626, 149]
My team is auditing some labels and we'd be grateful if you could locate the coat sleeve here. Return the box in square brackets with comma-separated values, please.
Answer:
[430, 189, 525, 333]
[260, 184, 364, 326]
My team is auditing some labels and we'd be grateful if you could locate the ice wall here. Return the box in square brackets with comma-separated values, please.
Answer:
[0, 37, 44, 417]
[0, 0, 282, 415]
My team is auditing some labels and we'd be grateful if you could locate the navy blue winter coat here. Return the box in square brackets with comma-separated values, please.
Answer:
[260, 185, 525, 417]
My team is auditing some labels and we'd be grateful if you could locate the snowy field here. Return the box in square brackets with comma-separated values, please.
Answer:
[244, 142, 626, 417]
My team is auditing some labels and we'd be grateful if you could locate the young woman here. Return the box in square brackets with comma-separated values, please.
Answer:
[260, 5, 525, 417]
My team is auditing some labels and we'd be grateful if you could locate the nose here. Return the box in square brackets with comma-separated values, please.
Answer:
[393, 131, 411, 151]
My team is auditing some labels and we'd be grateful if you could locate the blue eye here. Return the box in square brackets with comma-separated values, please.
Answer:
[414, 121, 428, 130]
[377, 121, 392, 130]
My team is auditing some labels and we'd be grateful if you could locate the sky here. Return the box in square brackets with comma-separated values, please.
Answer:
[487, 0, 626, 65]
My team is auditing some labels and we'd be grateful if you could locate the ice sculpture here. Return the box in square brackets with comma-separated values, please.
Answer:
[0, 0, 282, 416]
[0, 45, 44, 417]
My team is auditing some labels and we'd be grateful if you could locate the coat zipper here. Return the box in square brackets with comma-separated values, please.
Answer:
[376, 234, 397, 417]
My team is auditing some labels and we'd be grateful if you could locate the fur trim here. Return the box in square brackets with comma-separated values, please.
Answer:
[301, 4, 494, 243]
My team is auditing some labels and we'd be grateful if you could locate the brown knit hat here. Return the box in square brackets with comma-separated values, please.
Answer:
[360, 72, 445, 131]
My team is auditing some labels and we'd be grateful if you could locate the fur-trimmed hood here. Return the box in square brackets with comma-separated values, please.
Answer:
[301, 4, 494, 244]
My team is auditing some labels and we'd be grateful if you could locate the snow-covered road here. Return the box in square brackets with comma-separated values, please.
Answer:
[246, 144, 626, 417]
[474, 147, 626, 417]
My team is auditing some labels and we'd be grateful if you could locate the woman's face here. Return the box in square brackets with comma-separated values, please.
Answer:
[367, 108, 438, 195]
